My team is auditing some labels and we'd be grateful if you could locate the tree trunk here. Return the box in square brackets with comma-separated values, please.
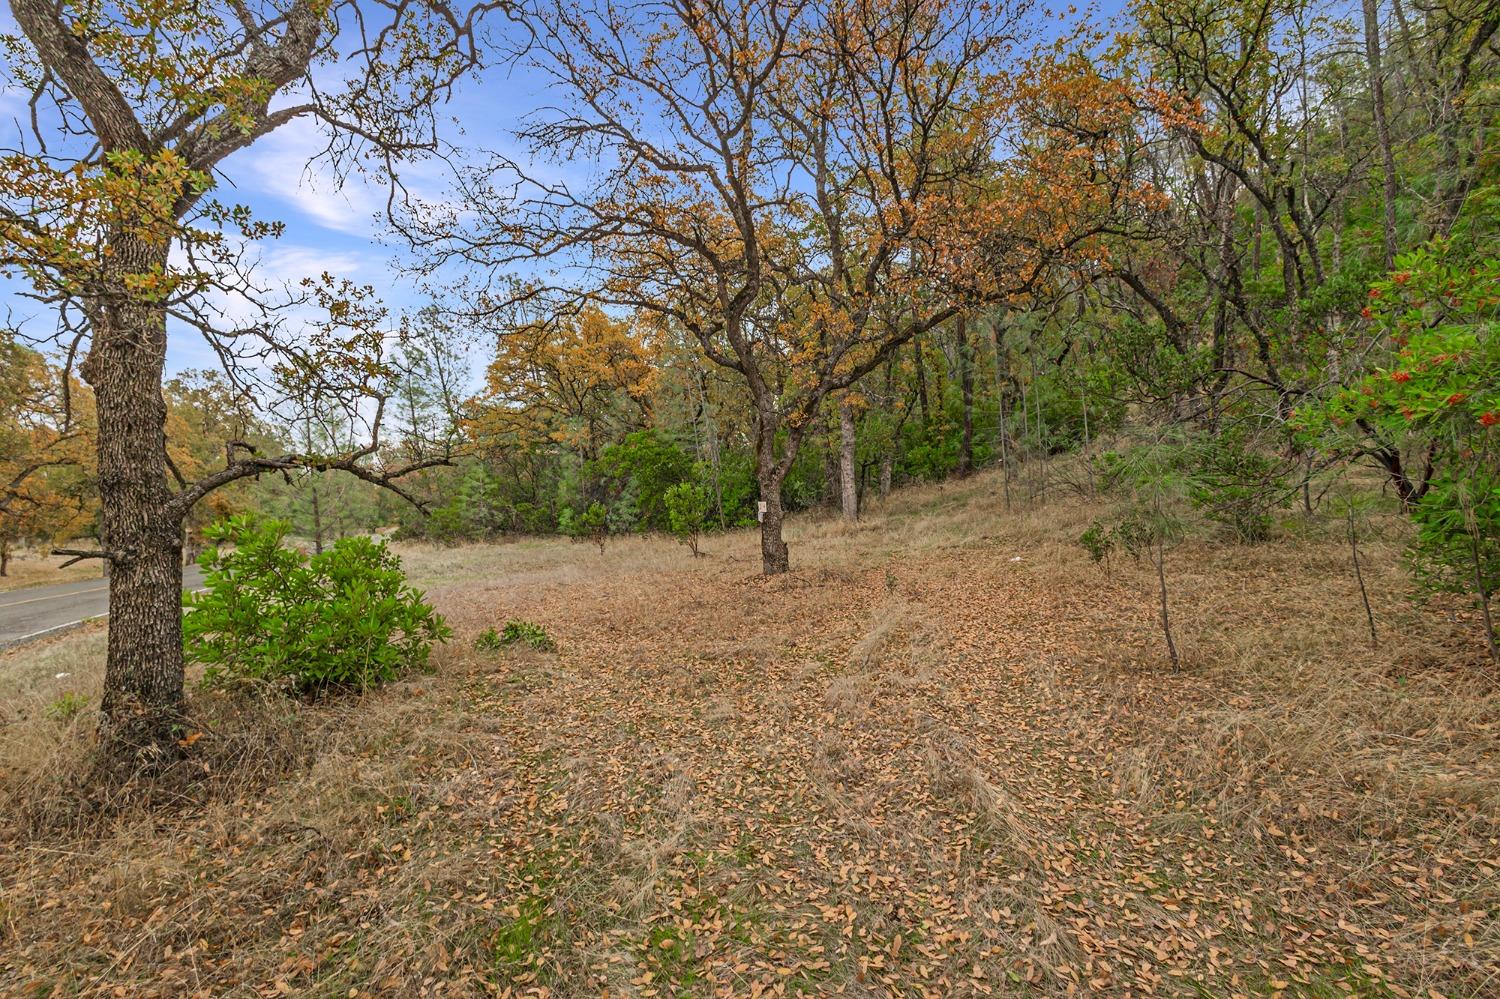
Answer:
[990, 317, 1012, 510]
[822, 424, 841, 509]
[311, 479, 324, 554]
[697, 370, 727, 529]
[956, 314, 974, 477]
[1347, 503, 1378, 646]
[1363, 431, 1434, 510]
[1153, 539, 1180, 672]
[879, 453, 893, 499]
[82, 235, 186, 756]
[756, 421, 789, 574]
[758, 482, 789, 574]
[913, 340, 929, 428]
[839, 397, 858, 522]
[1363, 0, 1399, 270]
[0, 539, 9, 577]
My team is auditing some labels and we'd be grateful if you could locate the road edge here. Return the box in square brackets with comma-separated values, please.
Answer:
[0, 615, 107, 653]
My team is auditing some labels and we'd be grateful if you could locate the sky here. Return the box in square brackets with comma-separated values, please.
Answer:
[0, 1, 1127, 384]
[0, 6, 537, 383]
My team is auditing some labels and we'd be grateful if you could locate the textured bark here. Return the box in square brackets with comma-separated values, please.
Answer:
[1363, 0, 1399, 270]
[311, 480, 325, 554]
[913, 341, 929, 427]
[8, 0, 465, 760]
[839, 398, 858, 522]
[759, 488, 789, 574]
[81, 234, 187, 753]
[756, 421, 789, 575]
[956, 314, 974, 477]
[990, 317, 1012, 510]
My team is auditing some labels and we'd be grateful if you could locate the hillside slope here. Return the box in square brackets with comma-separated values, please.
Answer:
[3, 469, 1496, 997]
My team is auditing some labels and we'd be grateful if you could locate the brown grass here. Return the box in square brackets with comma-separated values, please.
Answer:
[1, 463, 1496, 998]
[0, 548, 105, 592]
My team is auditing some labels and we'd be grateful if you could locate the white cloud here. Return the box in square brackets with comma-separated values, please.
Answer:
[165, 246, 377, 385]
[231, 117, 389, 237]
[165, 237, 386, 366]
[253, 244, 371, 285]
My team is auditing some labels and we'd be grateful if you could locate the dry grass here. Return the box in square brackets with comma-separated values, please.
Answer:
[1, 462, 1497, 998]
[0, 548, 105, 592]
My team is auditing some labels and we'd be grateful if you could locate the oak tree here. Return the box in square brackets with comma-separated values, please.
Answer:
[413, 0, 1046, 572]
[0, 0, 486, 757]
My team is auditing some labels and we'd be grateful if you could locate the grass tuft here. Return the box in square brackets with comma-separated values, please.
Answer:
[1, 458, 1495, 996]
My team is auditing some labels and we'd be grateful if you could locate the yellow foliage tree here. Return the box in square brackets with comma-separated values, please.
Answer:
[468, 308, 657, 461]
[0, 336, 95, 574]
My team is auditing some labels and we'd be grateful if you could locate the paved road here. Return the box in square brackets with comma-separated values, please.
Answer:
[0, 567, 205, 650]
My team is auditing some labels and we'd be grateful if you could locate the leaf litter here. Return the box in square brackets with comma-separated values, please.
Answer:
[1, 485, 1496, 997]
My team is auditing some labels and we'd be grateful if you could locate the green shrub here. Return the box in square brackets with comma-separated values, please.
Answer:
[500, 619, 556, 652]
[1185, 433, 1287, 543]
[606, 478, 642, 534]
[664, 481, 710, 556]
[1076, 507, 1182, 564]
[1410, 468, 1499, 661]
[184, 516, 450, 695]
[1079, 521, 1112, 563]
[1112, 508, 1180, 558]
[711, 451, 763, 526]
[1091, 314, 1208, 405]
[592, 429, 694, 531]
[391, 460, 563, 542]
[1294, 241, 1500, 661]
[474, 627, 504, 652]
[47, 691, 89, 722]
[559, 501, 608, 552]
[899, 418, 961, 482]
[1092, 437, 1194, 494]
[1090, 430, 1282, 543]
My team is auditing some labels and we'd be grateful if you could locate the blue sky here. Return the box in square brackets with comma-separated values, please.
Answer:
[1, 1, 1127, 383]
[0, 5, 525, 380]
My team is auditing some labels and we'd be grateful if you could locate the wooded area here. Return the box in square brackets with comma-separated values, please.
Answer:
[0, 0, 1497, 991]
[7, 0, 1495, 731]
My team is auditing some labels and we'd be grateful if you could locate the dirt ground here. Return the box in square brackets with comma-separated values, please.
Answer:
[1, 468, 1496, 997]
